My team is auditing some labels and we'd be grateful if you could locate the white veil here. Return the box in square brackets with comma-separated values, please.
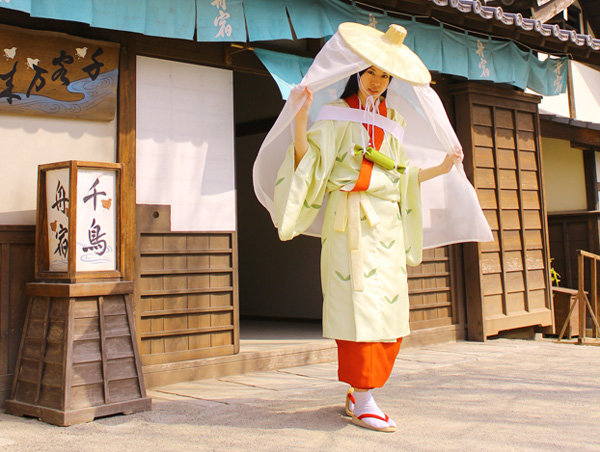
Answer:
[253, 32, 493, 249]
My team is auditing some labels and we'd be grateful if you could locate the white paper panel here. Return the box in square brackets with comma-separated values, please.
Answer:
[46, 168, 70, 272]
[136, 56, 236, 231]
[76, 169, 117, 272]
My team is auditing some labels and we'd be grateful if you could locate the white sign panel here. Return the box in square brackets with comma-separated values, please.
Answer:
[75, 169, 117, 271]
[46, 168, 70, 272]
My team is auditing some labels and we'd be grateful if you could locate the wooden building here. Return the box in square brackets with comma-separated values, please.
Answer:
[1, 0, 600, 408]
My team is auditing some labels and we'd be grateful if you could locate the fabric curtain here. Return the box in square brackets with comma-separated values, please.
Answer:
[1, 0, 568, 95]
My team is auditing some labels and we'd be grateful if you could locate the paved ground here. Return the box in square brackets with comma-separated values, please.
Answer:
[1, 338, 599, 452]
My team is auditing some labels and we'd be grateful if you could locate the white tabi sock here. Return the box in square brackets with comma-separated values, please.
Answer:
[352, 390, 396, 429]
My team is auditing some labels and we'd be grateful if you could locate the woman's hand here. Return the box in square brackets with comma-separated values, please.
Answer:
[295, 86, 313, 118]
[293, 86, 313, 169]
[418, 146, 463, 183]
[439, 146, 463, 174]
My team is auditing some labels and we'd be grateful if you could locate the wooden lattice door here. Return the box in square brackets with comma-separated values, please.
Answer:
[453, 84, 553, 341]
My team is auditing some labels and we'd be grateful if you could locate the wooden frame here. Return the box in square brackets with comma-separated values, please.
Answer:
[35, 161, 122, 283]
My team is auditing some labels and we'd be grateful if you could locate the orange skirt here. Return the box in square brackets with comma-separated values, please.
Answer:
[336, 338, 403, 390]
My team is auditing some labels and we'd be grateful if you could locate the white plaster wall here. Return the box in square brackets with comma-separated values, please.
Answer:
[572, 61, 600, 123]
[542, 137, 587, 212]
[534, 61, 600, 123]
[537, 89, 570, 117]
[0, 114, 116, 225]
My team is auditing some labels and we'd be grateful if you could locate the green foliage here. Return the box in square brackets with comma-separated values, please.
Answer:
[550, 258, 561, 286]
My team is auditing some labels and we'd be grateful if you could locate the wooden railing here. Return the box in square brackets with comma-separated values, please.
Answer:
[557, 250, 600, 342]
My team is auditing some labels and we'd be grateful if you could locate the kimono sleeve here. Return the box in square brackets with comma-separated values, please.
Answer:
[401, 166, 423, 266]
[274, 120, 337, 241]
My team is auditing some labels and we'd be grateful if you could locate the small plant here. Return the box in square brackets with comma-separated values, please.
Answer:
[550, 258, 561, 286]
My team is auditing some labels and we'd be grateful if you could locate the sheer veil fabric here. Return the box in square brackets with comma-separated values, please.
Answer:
[253, 31, 493, 249]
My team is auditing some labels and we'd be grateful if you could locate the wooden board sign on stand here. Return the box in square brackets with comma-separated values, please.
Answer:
[5, 161, 151, 426]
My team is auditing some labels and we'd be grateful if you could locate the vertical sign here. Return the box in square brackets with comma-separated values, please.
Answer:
[76, 169, 117, 271]
[46, 168, 70, 272]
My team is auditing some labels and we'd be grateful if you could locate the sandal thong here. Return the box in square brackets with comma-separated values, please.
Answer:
[351, 413, 396, 433]
[344, 388, 355, 417]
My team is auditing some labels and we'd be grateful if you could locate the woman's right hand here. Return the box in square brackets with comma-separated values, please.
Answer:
[295, 86, 313, 118]
[293, 86, 312, 168]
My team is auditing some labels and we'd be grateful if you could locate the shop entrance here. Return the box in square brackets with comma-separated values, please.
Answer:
[233, 70, 331, 355]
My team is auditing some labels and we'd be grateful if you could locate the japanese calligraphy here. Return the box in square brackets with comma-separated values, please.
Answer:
[81, 47, 104, 81]
[476, 40, 490, 78]
[52, 222, 69, 258]
[82, 218, 107, 256]
[26, 63, 48, 98]
[51, 180, 69, 215]
[0, 26, 119, 120]
[83, 178, 107, 211]
[212, 0, 232, 38]
[554, 59, 564, 94]
[51, 50, 73, 86]
[368, 13, 378, 28]
[0, 61, 21, 104]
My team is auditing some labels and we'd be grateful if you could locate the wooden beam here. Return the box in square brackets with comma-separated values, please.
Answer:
[117, 36, 137, 285]
[540, 119, 600, 147]
[532, 0, 576, 23]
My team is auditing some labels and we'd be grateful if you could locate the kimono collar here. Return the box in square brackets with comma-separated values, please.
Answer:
[344, 94, 387, 150]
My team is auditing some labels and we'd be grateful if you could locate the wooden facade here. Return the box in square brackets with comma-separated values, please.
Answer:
[136, 205, 239, 367]
[408, 246, 464, 333]
[453, 84, 553, 340]
[0, 226, 35, 407]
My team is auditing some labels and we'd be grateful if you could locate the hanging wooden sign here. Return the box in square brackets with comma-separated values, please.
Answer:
[0, 25, 119, 120]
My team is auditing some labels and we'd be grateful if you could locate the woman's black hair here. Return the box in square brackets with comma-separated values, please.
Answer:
[340, 68, 392, 100]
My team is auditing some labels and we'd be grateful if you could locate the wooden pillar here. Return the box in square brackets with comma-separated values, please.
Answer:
[117, 36, 137, 289]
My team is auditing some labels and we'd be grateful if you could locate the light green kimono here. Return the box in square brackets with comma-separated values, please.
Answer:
[274, 99, 423, 342]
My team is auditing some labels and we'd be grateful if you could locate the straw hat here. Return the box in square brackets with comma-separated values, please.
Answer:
[338, 22, 431, 85]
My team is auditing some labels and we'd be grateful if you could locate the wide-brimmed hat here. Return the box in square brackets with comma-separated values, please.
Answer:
[338, 22, 431, 85]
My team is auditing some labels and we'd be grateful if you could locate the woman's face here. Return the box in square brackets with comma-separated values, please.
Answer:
[358, 66, 391, 103]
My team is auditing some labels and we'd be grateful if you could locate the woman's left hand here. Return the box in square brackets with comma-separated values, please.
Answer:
[418, 146, 463, 183]
[440, 147, 463, 174]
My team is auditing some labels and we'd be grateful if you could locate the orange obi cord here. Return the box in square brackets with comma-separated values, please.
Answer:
[336, 338, 403, 390]
[344, 94, 387, 193]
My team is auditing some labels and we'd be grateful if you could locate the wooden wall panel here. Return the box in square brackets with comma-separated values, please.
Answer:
[453, 84, 553, 340]
[0, 226, 35, 408]
[136, 205, 239, 366]
[407, 246, 462, 331]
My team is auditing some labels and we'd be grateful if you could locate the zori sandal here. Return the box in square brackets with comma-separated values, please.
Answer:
[344, 388, 355, 417]
[351, 413, 397, 433]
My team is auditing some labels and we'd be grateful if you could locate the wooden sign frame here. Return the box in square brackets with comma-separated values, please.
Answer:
[35, 161, 122, 283]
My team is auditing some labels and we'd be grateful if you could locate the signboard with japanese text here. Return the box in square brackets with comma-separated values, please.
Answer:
[36, 161, 121, 283]
[45, 168, 70, 272]
[0, 25, 119, 120]
[75, 169, 117, 272]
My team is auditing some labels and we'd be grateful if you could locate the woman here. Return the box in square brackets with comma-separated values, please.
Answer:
[284, 62, 458, 432]
[255, 22, 492, 433]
